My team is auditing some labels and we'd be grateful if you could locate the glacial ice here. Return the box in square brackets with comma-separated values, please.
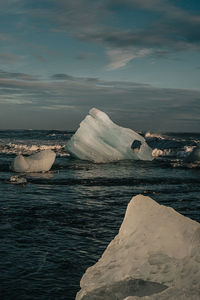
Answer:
[76, 195, 200, 300]
[65, 108, 153, 163]
[12, 149, 56, 172]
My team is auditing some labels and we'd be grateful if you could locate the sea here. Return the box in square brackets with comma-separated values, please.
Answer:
[0, 130, 199, 300]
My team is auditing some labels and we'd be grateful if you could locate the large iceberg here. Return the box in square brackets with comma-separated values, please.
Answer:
[12, 149, 56, 173]
[66, 108, 153, 163]
[76, 195, 200, 300]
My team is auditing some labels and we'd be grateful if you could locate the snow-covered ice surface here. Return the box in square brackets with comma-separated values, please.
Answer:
[65, 108, 153, 163]
[12, 149, 56, 172]
[76, 195, 200, 300]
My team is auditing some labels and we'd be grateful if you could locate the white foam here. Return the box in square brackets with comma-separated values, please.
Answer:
[0, 142, 65, 155]
[145, 132, 165, 140]
[152, 148, 172, 157]
[184, 145, 195, 153]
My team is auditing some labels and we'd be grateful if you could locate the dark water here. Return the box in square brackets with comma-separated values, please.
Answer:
[0, 130, 199, 300]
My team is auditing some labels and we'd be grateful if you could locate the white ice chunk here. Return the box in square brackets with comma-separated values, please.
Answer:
[66, 108, 153, 163]
[12, 149, 56, 173]
[76, 195, 200, 300]
[10, 175, 27, 184]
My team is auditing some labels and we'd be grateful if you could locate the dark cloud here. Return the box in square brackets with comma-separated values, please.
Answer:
[41, 0, 200, 55]
[1, 0, 200, 59]
[50, 73, 99, 83]
[3, 0, 199, 68]
[0, 70, 39, 81]
[51, 74, 75, 81]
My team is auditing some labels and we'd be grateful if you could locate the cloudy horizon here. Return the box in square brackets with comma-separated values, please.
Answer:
[0, 0, 200, 132]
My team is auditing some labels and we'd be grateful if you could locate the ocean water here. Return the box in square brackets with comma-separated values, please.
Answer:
[0, 130, 199, 300]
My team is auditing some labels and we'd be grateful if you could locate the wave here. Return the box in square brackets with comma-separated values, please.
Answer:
[152, 147, 194, 158]
[0, 143, 69, 156]
[152, 148, 172, 157]
[145, 132, 165, 140]
[2, 175, 200, 186]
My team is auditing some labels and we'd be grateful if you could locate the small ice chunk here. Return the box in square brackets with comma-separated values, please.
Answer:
[185, 145, 200, 162]
[12, 149, 56, 173]
[10, 175, 27, 184]
[76, 195, 200, 300]
[65, 108, 153, 163]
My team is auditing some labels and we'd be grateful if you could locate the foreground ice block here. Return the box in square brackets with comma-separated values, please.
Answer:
[12, 149, 56, 172]
[66, 108, 153, 163]
[76, 195, 200, 300]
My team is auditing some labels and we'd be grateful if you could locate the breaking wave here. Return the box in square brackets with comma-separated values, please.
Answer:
[0, 143, 69, 156]
[145, 132, 165, 140]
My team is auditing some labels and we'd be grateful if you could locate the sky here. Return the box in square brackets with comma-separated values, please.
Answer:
[0, 0, 200, 132]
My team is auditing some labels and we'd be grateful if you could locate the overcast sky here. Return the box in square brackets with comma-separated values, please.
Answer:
[0, 0, 200, 132]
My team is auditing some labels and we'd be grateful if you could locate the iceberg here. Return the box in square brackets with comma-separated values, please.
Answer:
[76, 195, 200, 300]
[66, 108, 153, 163]
[12, 149, 56, 173]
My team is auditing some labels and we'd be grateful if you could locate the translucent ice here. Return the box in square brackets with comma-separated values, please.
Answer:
[12, 149, 56, 172]
[66, 108, 153, 163]
[76, 195, 200, 300]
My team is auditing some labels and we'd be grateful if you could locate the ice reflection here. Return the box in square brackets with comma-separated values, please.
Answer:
[27, 171, 55, 179]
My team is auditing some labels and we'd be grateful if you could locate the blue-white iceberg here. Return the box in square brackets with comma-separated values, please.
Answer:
[66, 108, 153, 163]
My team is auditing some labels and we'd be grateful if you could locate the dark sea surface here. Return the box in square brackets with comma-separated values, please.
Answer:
[0, 130, 199, 300]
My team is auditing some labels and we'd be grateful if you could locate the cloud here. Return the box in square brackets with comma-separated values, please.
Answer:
[0, 0, 27, 15]
[51, 74, 75, 81]
[40, 104, 75, 110]
[0, 70, 39, 81]
[26, 0, 200, 68]
[4, 0, 198, 71]
[1, 0, 200, 58]
[105, 48, 152, 70]
[0, 69, 199, 131]
[30, 0, 110, 36]
[50, 73, 99, 83]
